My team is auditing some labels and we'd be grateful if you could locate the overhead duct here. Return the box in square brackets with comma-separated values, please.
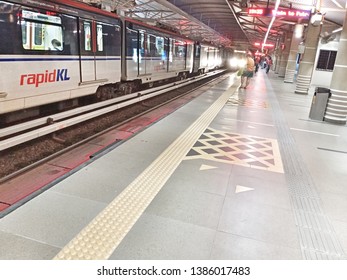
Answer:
[320, 31, 337, 44]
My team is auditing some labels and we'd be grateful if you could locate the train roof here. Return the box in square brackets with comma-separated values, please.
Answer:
[8, 0, 119, 19]
[9, 0, 194, 43]
[125, 18, 194, 43]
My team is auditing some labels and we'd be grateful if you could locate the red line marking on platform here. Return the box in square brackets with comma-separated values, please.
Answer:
[0, 164, 68, 205]
[0, 89, 204, 214]
[0, 202, 9, 211]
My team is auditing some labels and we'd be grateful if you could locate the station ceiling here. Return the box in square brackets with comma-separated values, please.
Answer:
[81, 0, 347, 50]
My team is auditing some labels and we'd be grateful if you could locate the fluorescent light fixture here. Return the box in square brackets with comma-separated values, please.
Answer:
[262, 0, 281, 52]
[294, 24, 304, 38]
[332, 27, 343, 33]
[331, 0, 343, 8]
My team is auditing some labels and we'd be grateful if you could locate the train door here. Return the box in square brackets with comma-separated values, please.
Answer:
[200, 45, 209, 71]
[95, 22, 104, 80]
[193, 43, 201, 73]
[165, 38, 170, 71]
[95, 21, 121, 81]
[138, 32, 148, 76]
[208, 47, 216, 69]
[186, 42, 194, 73]
[125, 24, 139, 79]
[79, 19, 97, 83]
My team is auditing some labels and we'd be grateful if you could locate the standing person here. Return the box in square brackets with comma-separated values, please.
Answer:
[254, 56, 260, 73]
[266, 55, 273, 74]
[261, 56, 266, 69]
[241, 53, 255, 89]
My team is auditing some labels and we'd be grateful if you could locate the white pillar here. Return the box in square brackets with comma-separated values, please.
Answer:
[295, 20, 321, 94]
[284, 24, 303, 83]
[324, 10, 347, 124]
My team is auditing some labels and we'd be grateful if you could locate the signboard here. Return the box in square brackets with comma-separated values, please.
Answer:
[298, 44, 305, 54]
[247, 8, 310, 19]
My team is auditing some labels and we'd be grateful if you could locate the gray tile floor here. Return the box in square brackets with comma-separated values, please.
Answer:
[0, 71, 346, 260]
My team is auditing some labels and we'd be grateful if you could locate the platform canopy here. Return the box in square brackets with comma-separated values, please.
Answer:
[80, 0, 346, 50]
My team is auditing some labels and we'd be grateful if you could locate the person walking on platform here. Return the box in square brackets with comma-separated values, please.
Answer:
[254, 56, 260, 74]
[265, 55, 273, 74]
[241, 53, 255, 89]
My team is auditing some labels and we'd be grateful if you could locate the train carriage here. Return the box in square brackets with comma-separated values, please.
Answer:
[0, 0, 122, 123]
[193, 43, 223, 75]
[123, 20, 194, 92]
[0, 0, 228, 125]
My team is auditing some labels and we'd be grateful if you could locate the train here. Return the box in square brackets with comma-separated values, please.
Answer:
[0, 0, 232, 126]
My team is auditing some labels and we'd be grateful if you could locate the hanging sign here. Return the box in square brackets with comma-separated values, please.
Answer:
[247, 8, 310, 19]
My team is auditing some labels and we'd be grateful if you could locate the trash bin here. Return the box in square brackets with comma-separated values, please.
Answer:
[309, 87, 331, 121]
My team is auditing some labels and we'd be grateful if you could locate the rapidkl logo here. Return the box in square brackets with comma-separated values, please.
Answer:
[20, 69, 70, 87]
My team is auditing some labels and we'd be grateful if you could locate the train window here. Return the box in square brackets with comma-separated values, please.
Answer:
[126, 28, 139, 58]
[169, 38, 174, 62]
[173, 39, 185, 59]
[60, 14, 79, 56]
[147, 34, 164, 57]
[103, 23, 121, 56]
[155, 36, 165, 58]
[195, 44, 201, 57]
[21, 10, 63, 51]
[83, 21, 92, 51]
[97, 22, 121, 56]
[21, 22, 27, 46]
[34, 23, 43, 46]
[147, 34, 153, 56]
[140, 32, 145, 57]
[96, 24, 103, 52]
[164, 38, 169, 62]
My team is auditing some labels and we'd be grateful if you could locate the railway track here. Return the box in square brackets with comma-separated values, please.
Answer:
[0, 70, 230, 183]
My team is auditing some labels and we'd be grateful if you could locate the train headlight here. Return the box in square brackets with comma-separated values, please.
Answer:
[238, 59, 246, 68]
[229, 58, 246, 68]
[228, 58, 238, 68]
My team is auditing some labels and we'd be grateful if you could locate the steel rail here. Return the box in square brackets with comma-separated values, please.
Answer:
[0, 70, 225, 151]
[0, 73, 211, 139]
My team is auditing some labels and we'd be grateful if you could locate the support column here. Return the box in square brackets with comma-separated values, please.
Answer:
[273, 38, 281, 73]
[295, 21, 321, 94]
[278, 31, 292, 77]
[284, 24, 303, 83]
[324, 10, 347, 124]
[274, 38, 283, 74]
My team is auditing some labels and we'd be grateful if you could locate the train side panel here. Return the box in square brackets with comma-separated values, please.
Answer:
[199, 44, 209, 73]
[0, 1, 121, 116]
[124, 21, 194, 84]
[186, 42, 194, 74]
[0, 0, 226, 122]
[168, 38, 186, 73]
[207, 47, 223, 70]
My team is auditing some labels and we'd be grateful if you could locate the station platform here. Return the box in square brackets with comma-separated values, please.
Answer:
[1, 70, 347, 260]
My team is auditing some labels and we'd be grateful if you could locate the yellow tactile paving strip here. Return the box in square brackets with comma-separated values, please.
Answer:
[53, 82, 239, 260]
[184, 128, 284, 173]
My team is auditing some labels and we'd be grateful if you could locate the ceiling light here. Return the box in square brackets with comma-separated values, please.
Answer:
[331, 0, 343, 8]
[234, 50, 246, 53]
[332, 27, 343, 33]
[294, 24, 304, 38]
[262, 0, 281, 51]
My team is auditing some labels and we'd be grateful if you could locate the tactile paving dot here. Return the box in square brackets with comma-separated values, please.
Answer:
[53, 83, 239, 260]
